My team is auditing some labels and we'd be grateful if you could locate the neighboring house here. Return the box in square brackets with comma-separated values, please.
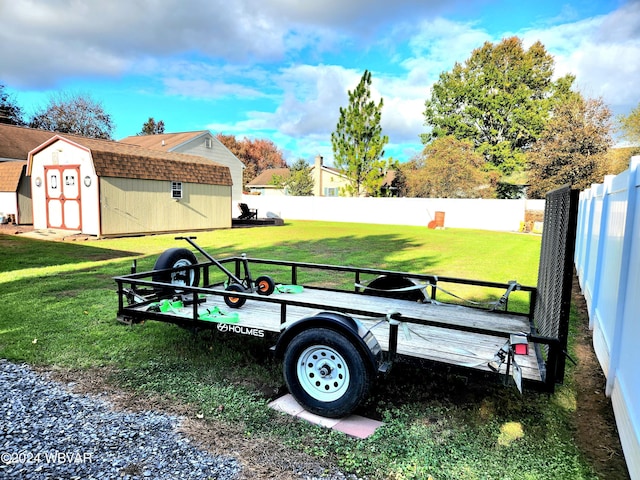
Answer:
[27, 135, 232, 237]
[0, 124, 55, 162]
[0, 124, 57, 223]
[247, 156, 350, 196]
[120, 131, 244, 204]
[245, 167, 291, 196]
[0, 161, 31, 224]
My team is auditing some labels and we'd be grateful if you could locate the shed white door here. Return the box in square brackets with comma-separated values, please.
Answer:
[45, 165, 82, 230]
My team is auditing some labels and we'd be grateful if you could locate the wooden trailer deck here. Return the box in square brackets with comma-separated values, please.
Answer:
[125, 286, 542, 382]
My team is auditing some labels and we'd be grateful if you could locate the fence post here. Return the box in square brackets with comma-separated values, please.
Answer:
[577, 188, 592, 291]
[605, 157, 640, 396]
[587, 176, 614, 323]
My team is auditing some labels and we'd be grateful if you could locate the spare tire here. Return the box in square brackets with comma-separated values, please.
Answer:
[152, 248, 200, 295]
[362, 274, 428, 302]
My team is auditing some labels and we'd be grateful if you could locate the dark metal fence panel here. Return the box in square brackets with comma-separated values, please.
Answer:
[534, 185, 579, 383]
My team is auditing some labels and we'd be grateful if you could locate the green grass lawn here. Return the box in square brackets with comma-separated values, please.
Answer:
[0, 222, 598, 479]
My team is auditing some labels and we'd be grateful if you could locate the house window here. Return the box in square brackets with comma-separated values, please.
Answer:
[205, 137, 213, 149]
[323, 187, 338, 197]
[171, 181, 183, 199]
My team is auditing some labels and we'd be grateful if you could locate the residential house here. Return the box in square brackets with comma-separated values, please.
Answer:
[247, 156, 350, 196]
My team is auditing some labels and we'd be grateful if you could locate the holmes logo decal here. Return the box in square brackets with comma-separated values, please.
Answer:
[217, 323, 265, 338]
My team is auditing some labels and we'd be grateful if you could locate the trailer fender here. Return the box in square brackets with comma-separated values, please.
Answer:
[274, 312, 382, 372]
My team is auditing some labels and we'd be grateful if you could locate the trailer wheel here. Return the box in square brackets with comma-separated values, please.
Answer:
[255, 275, 276, 296]
[283, 328, 372, 418]
[224, 283, 247, 308]
[152, 248, 200, 294]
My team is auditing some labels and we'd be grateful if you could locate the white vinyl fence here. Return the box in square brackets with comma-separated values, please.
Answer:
[241, 195, 545, 232]
[574, 156, 640, 480]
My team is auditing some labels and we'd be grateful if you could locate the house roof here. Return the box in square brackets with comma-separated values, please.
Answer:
[0, 161, 26, 192]
[247, 168, 291, 187]
[0, 124, 56, 161]
[28, 135, 233, 186]
[119, 131, 208, 151]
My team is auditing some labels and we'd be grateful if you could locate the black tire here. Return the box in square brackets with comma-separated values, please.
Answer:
[224, 283, 247, 308]
[283, 328, 372, 418]
[255, 275, 276, 296]
[362, 275, 427, 302]
[152, 248, 200, 294]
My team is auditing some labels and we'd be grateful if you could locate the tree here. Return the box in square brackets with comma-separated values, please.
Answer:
[527, 95, 612, 198]
[30, 92, 114, 139]
[423, 37, 574, 196]
[0, 84, 24, 125]
[139, 117, 165, 135]
[215, 134, 287, 187]
[619, 102, 640, 150]
[283, 159, 314, 196]
[399, 136, 494, 198]
[331, 70, 389, 196]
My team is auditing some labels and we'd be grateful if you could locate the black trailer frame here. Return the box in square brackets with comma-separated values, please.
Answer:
[113, 186, 578, 418]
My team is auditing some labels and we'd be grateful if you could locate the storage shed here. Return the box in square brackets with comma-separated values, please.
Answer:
[0, 161, 32, 224]
[120, 131, 245, 204]
[0, 123, 58, 224]
[27, 135, 232, 237]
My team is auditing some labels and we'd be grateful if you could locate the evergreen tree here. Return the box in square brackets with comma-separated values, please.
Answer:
[284, 159, 314, 196]
[139, 117, 165, 135]
[331, 70, 389, 196]
[0, 84, 25, 125]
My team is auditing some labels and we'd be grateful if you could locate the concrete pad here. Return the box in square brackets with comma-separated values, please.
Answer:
[268, 394, 306, 416]
[297, 409, 341, 429]
[333, 415, 384, 439]
[20, 229, 83, 241]
[268, 394, 383, 438]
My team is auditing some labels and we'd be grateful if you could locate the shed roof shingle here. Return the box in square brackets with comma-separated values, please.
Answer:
[33, 135, 233, 186]
[0, 161, 26, 192]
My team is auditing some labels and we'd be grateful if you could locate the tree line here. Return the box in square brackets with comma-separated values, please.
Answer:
[3, 34, 640, 199]
[333, 37, 640, 199]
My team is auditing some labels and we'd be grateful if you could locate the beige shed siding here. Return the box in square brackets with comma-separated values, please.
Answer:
[99, 177, 231, 236]
[171, 137, 244, 204]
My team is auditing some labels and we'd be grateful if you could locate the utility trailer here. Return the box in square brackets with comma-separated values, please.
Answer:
[114, 186, 578, 418]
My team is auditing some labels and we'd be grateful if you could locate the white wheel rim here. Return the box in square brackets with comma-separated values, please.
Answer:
[171, 259, 195, 286]
[297, 345, 350, 402]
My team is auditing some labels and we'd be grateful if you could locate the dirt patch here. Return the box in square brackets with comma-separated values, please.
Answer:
[571, 277, 630, 479]
[0, 223, 33, 235]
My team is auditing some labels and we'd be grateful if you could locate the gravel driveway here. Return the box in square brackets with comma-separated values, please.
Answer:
[0, 359, 241, 479]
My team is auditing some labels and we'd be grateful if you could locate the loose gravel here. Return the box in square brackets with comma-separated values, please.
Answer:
[0, 359, 241, 480]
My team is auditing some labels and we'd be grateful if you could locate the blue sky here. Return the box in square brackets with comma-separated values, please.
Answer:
[1, 0, 638, 165]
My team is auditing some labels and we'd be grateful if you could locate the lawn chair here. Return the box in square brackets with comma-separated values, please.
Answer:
[238, 203, 258, 220]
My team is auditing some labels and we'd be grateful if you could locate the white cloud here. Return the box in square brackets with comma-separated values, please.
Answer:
[521, 2, 640, 112]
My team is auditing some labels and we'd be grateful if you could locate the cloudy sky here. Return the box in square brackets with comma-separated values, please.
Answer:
[1, 0, 638, 164]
